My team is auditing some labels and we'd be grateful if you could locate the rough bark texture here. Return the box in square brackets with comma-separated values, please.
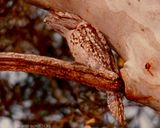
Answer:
[24, 0, 160, 111]
[0, 52, 123, 92]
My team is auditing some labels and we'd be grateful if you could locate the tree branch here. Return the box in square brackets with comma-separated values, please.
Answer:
[24, 0, 160, 111]
[0, 52, 123, 92]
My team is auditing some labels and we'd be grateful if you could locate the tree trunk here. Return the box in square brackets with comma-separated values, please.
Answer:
[25, 0, 160, 111]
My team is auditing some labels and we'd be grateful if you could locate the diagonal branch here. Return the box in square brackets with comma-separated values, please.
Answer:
[0, 52, 124, 92]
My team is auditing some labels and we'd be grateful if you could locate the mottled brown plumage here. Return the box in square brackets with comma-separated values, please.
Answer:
[44, 11, 125, 125]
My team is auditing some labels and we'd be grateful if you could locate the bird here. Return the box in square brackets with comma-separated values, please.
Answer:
[44, 11, 125, 126]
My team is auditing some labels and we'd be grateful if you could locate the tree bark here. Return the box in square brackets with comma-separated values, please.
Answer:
[0, 52, 123, 92]
[24, 0, 160, 111]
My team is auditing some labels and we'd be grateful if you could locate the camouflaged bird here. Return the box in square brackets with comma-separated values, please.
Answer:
[44, 11, 125, 125]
